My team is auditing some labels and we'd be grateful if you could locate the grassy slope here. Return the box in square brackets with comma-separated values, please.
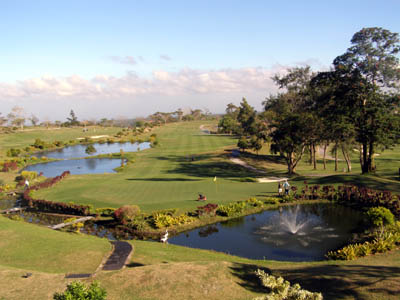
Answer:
[0, 239, 398, 300]
[0, 216, 111, 273]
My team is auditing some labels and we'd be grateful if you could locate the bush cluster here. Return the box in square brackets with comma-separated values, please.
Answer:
[255, 269, 323, 300]
[296, 183, 400, 218]
[196, 203, 218, 216]
[1, 161, 18, 172]
[153, 213, 194, 228]
[95, 207, 116, 217]
[326, 228, 400, 260]
[217, 202, 246, 217]
[53, 281, 106, 300]
[113, 205, 141, 224]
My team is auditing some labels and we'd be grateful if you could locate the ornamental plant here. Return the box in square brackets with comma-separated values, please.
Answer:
[366, 206, 395, 238]
[113, 205, 141, 224]
[53, 281, 106, 300]
[255, 269, 323, 300]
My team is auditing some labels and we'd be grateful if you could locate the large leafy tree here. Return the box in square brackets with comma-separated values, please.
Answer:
[333, 27, 400, 173]
[265, 66, 318, 174]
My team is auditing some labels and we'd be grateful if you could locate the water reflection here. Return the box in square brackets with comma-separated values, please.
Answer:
[24, 158, 124, 177]
[35, 142, 150, 159]
[168, 203, 363, 262]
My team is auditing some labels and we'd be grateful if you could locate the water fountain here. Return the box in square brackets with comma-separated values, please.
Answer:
[279, 205, 310, 235]
[168, 203, 362, 261]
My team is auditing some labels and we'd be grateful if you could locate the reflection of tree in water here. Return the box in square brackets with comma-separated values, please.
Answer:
[198, 226, 219, 238]
[220, 217, 245, 228]
[85, 158, 98, 170]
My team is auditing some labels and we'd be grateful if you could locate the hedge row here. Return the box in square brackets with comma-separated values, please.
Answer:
[22, 171, 92, 216]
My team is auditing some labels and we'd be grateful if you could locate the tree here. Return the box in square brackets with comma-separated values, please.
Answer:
[29, 114, 39, 126]
[7, 106, 26, 130]
[67, 109, 80, 126]
[0, 113, 7, 127]
[333, 27, 400, 173]
[270, 112, 314, 174]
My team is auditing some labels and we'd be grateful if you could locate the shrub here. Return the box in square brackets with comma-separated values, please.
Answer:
[153, 213, 194, 228]
[1, 161, 18, 172]
[95, 207, 116, 217]
[85, 145, 97, 155]
[255, 269, 323, 300]
[53, 281, 106, 300]
[264, 197, 280, 205]
[20, 170, 38, 180]
[217, 202, 246, 217]
[113, 205, 141, 224]
[32, 138, 46, 149]
[246, 197, 263, 207]
[6, 148, 21, 157]
[196, 203, 218, 216]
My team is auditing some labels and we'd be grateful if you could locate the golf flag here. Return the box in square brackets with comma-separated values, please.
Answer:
[213, 176, 217, 182]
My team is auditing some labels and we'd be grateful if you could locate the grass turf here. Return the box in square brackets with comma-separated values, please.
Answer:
[0, 215, 111, 274]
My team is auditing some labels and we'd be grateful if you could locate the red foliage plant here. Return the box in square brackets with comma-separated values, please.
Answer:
[22, 171, 91, 216]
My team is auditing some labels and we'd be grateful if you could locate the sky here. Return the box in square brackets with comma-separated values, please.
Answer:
[1, 0, 399, 122]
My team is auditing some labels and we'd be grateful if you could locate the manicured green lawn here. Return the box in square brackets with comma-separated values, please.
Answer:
[33, 121, 400, 213]
[0, 216, 111, 273]
[33, 122, 280, 212]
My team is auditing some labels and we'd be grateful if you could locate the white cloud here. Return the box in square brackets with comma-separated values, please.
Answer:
[0, 65, 295, 119]
[0, 66, 288, 100]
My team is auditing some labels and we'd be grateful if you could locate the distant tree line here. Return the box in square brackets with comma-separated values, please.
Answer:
[218, 27, 400, 174]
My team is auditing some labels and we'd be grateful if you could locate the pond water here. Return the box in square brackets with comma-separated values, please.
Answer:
[24, 141, 151, 176]
[34, 142, 150, 159]
[24, 158, 126, 177]
[168, 203, 364, 262]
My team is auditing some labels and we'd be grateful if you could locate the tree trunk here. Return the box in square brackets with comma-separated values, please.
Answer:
[334, 143, 338, 172]
[323, 143, 327, 170]
[368, 141, 375, 172]
[309, 144, 313, 166]
[362, 142, 368, 174]
[312, 143, 317, 170]
[341, 145, 352, 172]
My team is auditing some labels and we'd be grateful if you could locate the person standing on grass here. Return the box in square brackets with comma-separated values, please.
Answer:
[278, 182, 283, 196]
[283, 180, 290, 195]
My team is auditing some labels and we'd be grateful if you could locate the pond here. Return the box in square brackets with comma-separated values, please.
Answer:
[34, 142, 150, 159]
[24, 141, 151, 176]
[168, 203, 364, 262]
[24, 158, 126, 177]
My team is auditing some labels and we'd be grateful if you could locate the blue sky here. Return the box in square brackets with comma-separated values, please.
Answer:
[1, 0, 399, 121]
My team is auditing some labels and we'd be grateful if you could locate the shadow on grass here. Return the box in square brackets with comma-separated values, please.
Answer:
[292, 174, 400, 192]
[126, 262, 146, 268]
[273, 264, 400, 300]
[126, 178, 201, 182]
[230, 263, 400, 300]
[168, 161, 261, 179]
[229, 263, 271, 293]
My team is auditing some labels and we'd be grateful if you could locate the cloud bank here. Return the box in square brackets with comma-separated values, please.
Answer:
[0, 65, 290, 120]
[0, 66, 285, 99]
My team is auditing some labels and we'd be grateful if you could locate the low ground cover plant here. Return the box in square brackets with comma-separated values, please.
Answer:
[53, 281, 106, 300]
[255, 269, 323, 300]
